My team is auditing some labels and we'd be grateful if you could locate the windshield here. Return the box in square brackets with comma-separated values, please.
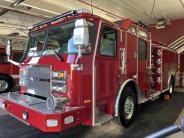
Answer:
[27, 20, 95, 57]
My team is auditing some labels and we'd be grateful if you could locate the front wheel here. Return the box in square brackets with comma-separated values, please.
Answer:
[0, 76, 12, 93]
[118, 87, 137, 127]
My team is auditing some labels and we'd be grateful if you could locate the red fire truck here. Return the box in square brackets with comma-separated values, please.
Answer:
[0, 44, 23, 93]
[0, 9, 179, 132]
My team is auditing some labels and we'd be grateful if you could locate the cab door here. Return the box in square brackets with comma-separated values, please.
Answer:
[0, 52, 11, 74]
[137, 36, 150, 97]
[11, 52, 23, 75]
[95, 24, 120, 114]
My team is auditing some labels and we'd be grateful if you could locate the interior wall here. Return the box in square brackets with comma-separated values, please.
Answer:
[181, 54, 184, 73]
[150, 19, 184, 45]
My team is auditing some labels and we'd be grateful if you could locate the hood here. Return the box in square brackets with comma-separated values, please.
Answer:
[22, 54, 77, 71]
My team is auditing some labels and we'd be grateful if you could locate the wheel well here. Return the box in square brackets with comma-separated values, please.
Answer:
[123, 81, 138, 98]
[122, 81, 140, 104]
[0, 74, 14, 85]
[114, 80, 140, 117]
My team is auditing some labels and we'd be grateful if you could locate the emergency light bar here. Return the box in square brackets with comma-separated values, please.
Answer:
[28, 9, 91, 31]
[28, 10, 77, 31]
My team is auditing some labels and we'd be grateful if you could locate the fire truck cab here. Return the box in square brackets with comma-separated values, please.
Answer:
[0, 44, 23, 93]
[0, 9, 179, 132]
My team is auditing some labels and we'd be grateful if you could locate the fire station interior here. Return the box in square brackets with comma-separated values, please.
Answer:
[0, 0, 184, 138]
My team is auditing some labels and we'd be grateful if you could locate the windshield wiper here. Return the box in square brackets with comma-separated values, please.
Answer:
[53, 49, 64, 62]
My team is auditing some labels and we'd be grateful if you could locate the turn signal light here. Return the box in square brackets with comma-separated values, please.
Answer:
[59, 72, 65, 78]
[52, 71, 67, 79]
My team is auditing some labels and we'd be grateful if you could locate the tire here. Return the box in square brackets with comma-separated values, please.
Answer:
[0, 76, 12, 93]
[168, 78, 174, 96]
[117, 87, 137, 127]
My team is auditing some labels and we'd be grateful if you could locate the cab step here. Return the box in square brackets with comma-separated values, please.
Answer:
[95, 113, 113, 126]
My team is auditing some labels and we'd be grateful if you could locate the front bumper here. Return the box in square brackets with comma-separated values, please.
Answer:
[0, 92, 87, 132]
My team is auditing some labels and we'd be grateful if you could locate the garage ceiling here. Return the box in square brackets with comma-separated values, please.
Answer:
[0, 0, 184, 52]
[0, 0, 184, 36]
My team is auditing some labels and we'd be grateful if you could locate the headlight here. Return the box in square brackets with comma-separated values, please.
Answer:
[52, 84, 66, 93]
[52, 71, 67, 79]
[46, 95, 69, 111]
[20, 68, 27, 77]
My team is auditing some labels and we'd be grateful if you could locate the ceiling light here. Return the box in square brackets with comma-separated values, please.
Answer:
[156, 19, 170, 29]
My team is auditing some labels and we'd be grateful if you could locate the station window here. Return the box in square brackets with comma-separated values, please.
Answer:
[99, 26, 117, 56]
[138, 29, 147, 38]
[138, 39, 147, 60]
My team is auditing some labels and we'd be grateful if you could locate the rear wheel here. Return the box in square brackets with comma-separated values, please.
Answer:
[117, 87, 137, 127]
[0, 76, 12, 93]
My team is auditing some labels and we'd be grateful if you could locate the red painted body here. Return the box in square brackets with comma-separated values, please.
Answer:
[181, 54, 184, 72]
[151, 19, 184, 46]
[0, 12, 179, 132]
[0, 46, 22, 86]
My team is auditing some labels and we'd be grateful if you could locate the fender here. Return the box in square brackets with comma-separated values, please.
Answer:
[114, 79, 141, 117]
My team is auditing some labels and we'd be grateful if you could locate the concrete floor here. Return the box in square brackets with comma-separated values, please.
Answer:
[0, 91, 184, 138]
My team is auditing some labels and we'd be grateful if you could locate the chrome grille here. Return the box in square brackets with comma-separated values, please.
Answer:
[27, 65, 51, 97]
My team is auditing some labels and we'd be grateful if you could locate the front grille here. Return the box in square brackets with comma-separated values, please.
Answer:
[27, 65, 51, 98]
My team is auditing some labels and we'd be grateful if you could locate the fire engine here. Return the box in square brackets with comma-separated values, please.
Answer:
[0, 44, 23, 93]
[0, 9, 179, 132]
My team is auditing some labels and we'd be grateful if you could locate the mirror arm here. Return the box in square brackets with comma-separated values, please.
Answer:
[7, 56, 20, 66]
[75, 46, 83, 64]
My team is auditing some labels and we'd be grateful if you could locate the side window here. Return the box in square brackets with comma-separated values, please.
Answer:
[0, 53, 8, 64]
[99, 26, 117, 56]
[13, 53, 23, 62]
[138, 39, 147, 60]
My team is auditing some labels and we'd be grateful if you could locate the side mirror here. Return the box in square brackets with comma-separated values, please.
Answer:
[73, 19, 89, 49]
[5, 39, 19, 66]
[6, 40, 11, 57]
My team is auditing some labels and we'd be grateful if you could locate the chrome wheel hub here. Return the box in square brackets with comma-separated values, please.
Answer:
[0, 80, 8, 92]
[124, 96, 134, 120]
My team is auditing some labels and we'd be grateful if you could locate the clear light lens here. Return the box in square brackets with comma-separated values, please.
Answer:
[46, 119, 59, 127]
[52, 84, 66, 93]
[52, 72, 59, 78]
[52, 71, 66, 79]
